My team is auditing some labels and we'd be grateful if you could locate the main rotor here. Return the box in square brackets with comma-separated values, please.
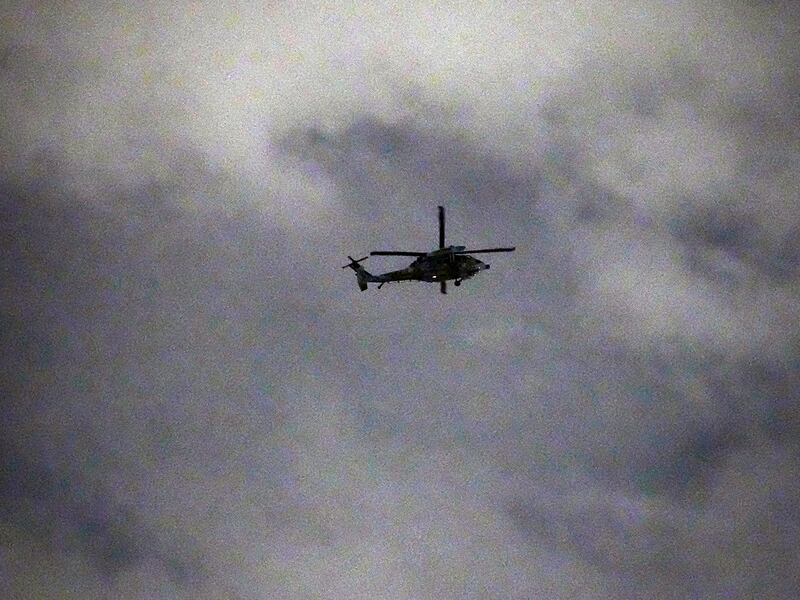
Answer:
[370, 206, 515, 257]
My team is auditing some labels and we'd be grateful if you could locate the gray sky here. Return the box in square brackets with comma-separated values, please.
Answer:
[2, 1, 799, 598]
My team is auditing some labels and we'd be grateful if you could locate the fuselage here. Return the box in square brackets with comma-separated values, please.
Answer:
[376, 253, 489, 284]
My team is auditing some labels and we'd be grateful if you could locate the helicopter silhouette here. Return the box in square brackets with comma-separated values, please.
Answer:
[343, 206, 515, 294]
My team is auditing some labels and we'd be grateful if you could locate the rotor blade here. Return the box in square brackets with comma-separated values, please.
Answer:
[370, 251, 426, 256]
[440, 280, 447, 294]
[454, 247, 516, 254]
[438, 205, 445, 249]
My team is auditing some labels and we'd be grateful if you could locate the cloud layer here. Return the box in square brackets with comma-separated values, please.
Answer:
[2, 1, 799, 598]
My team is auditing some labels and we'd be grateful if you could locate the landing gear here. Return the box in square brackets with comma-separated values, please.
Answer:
[454, 279, 462, 286]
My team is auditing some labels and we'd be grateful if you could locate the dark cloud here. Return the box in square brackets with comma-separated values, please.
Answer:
[0, 439, 203, 584]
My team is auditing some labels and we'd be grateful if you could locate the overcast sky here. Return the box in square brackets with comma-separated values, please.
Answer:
[2, 1, 799, 598]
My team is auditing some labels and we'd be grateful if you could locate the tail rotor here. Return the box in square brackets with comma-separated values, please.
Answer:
[342, 255, 374, 291]
[341, 255, 369, 269]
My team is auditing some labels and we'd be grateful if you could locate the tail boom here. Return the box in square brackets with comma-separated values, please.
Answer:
[343, 256, 382, 291]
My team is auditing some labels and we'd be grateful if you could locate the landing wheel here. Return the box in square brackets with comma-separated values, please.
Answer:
[454, 279, 462, 286]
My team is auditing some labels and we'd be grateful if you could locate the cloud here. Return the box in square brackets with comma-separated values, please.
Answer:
[2, 1, 799, 598]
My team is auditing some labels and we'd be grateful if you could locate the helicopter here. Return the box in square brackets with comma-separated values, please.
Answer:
[343, 206, 515, 294]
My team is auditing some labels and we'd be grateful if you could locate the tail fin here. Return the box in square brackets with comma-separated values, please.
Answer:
[342, 256, 376, 291]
